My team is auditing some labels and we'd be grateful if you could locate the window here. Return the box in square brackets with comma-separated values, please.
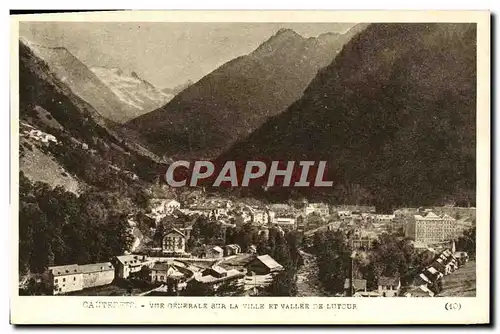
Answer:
[73, 277, 76, 281]
[160, 276, 165, 281]
[55, 278, 58, 283]
[62, 278, 66, 282]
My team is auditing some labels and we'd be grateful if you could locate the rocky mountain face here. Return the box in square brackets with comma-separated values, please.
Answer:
[222, 23, 477, 209]
[19, 40, 164, 191]
[91, 67, 173, 121]
[125, 25, 367, 159]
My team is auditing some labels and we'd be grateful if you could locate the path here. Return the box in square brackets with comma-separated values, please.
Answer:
[296, 250, 332, 297]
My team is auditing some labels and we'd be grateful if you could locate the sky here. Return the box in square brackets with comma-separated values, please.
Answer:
[19, 22, 355, 88]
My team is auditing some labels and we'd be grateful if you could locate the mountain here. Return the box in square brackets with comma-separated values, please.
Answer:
[91, 67, 172, 120]
[125, 25, 367, 159]
[20, 38, 138, 123]
[222, 23, 477, 209]
[19, 39, 164, 192]
[161, 80, 194, 96]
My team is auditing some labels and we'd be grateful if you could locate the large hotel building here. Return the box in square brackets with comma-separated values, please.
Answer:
[405, 212, 473, 245]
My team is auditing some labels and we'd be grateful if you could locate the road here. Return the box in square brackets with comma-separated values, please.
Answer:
[296, 250, 332, 297]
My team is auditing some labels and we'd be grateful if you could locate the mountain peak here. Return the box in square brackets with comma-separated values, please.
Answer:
[275, 28, 301, 38]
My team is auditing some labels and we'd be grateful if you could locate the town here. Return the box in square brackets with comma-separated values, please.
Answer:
[25, 190, 475, 298]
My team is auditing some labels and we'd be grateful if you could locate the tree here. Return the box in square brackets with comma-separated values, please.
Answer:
[313, 230, 351, 294]
[456, 227, 476, 256]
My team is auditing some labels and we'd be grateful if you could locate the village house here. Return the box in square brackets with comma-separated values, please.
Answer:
[224, 244, 241, 256]
[151, 198, 181, 216]
[246, 254, 284, 275]
[113, 254, 155, 279]
[344, 278, 367, 296]
[372, 214, 395, 223]
[202, 265, 228, 279]
[206, 246, 224, 259]
[150, 262, 184, 283]
[247, 245, 257, 254]
[46, 262, 115, 295]
[337, 210, 352, 219]
[272, 217, 296, 230]
[79, 262, 115, 289]
[194, 267, 245, 290]
[250, 208, 268, 225]
[377, 276, 401, 297]
[304, 203, 330, 216]
[162, 228, 187, 255]
[46, 264, 82, 295]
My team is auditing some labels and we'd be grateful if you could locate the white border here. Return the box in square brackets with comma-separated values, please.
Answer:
[8, 9, 491, 325]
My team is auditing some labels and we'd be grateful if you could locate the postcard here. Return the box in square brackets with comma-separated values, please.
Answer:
[10, 10, 490, 325]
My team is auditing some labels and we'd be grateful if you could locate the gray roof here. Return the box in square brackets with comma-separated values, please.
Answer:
[79, 262, 114, 274]
[49, 264, 80, 276]
[253, 255, 283, 270]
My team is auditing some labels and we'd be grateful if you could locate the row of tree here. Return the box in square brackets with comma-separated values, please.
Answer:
[19, 172, 134, 275]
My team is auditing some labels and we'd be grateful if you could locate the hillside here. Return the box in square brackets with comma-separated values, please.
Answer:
[222, 23, 477, 209]
[20, 38, 150, 124]
[19, 40, 164, 190]
[91, 67, 172, 120]
[125, 25, 367, 159]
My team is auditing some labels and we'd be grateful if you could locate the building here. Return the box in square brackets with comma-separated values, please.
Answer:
[113, 255, 155, 279]
[206, 246, 224, 259]
[273, 217, 296, 229]
[46, 262, 115, 295]
[305, 203, 330, 216]
[194, 268, 245, 290]
[150, 262, 185, 283]
[151, 198, 181, 216]
[162, 228, 187, 254]
[246, 255, 284, 275]
[373, 214, 395, 223]
[224, 244, 241, 256]
[79, 262, 115, 289]
[344, 278, 367, 296]
[46, 264, 82, 295]
[338, 211, 352, 218]
[405, 212, 469, 245]
[202, 265, 228, 279]
[377, 276, 401, 297]
[247, 245, 257, 254]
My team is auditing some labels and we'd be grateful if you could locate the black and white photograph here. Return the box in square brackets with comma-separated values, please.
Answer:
[10, 10, 490, 325]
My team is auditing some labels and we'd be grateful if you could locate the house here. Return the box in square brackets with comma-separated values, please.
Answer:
[224, 244, 241, 256]
[151, 198, 181, 216]
[305, 203, 330, 216]
[46, 264, 82, 295]
[246, 254, 284, 275]
[202, 265, 228, 279]
[206, 246, 224, 259]
[273, 217, 296, 229]
[377, 276, 401, 297]
[79, 262, 115, 289]
[338, 211, 352, 218]
[373, 214, 395, 223]
[162, 228, 187, 254]
[247, 245, 257, 254]
[150, 262, 186, 283]
[193, 268, 245, 290]
[46, 262, 115, 295]
[113, 254, 155, 279]
[343, 278, 367, 296]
